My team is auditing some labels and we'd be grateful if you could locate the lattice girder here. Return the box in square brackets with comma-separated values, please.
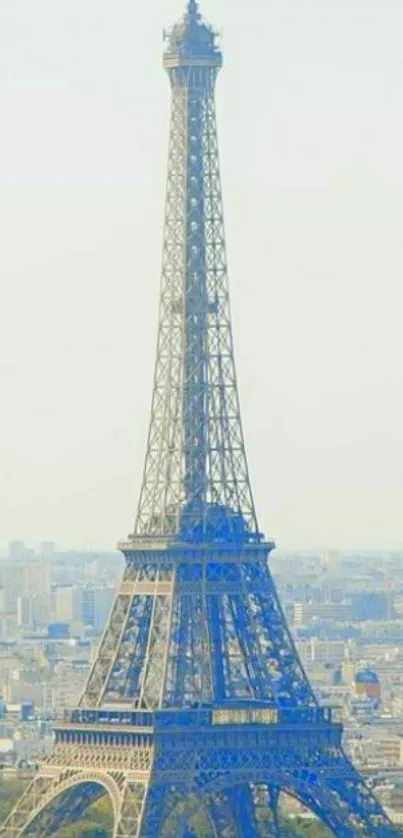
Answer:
[80, 545, 316, 711]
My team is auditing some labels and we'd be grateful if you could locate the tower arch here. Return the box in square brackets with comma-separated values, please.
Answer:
[4, 772, 120, 838]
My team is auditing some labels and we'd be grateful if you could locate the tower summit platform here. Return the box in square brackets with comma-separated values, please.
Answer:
[163, 0, 222, 70]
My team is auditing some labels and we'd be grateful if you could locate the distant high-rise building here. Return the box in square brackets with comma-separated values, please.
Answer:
[81, 586, 115, 634]
[322, 548, 340, 567]
[54, 586, 83, 624]
[8, 541, 27, 560]
[17, 596, 34, 628]
[40, 542, 56, 560]
[2, 551, 50, 614]
[3, 563, 24, 612]
[17, 594, 51, 629]
[24, 559, 51, 598]
[350, 592, 392, 621]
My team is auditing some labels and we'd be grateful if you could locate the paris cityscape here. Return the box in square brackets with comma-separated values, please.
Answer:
[2, 0, 403, 835]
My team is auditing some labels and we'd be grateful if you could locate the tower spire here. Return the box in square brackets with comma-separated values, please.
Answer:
[186, 0, 199, 17]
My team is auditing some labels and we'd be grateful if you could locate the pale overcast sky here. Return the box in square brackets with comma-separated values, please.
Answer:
[1, 0, 403, 553]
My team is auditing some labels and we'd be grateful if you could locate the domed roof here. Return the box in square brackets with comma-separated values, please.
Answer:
[355, 669, 379, 684]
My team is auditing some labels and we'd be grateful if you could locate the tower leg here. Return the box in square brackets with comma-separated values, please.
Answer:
[233, 785, 281, 837]
[0, 770, 116, 838]
[232, 785, 264, 836]
[207, 785, 281, 838]
[170, 795, 214, 838]
[207, 791, 241, 837]
[114, 780, 186, 838]
[278, 754, 398, 837]
[198, 755, 398, 838]
[113, 779, 148, 838]
[268, 786, 281, 837]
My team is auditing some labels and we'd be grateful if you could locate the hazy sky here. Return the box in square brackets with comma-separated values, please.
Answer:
[1, 0, 403, 553]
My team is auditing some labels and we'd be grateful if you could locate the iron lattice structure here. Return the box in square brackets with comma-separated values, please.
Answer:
[135, 0, 258, 545]
[1, 3, 398, 836]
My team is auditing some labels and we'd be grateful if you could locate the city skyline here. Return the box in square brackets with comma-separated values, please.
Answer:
[2, 0, 403, 551]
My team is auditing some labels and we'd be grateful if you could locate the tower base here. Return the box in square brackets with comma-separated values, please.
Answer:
[0, 706, 397, 837]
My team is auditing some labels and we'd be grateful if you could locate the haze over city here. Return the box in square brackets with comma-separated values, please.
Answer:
[2, 0, 403, 551]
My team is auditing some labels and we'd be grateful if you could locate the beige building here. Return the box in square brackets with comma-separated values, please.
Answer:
[54, 586, 83, 623]
[293, 602, 353, 626]
[375, 737, 403, 766]
[297, 639, 346, 666]
[17, 594, 51, 628]
[2, 559, 51, 613]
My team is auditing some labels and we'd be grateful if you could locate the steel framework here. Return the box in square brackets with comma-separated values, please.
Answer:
[1, 2, 399, 836]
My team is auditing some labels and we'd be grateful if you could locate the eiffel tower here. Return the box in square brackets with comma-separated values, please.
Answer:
[2, 2, 398, 836]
